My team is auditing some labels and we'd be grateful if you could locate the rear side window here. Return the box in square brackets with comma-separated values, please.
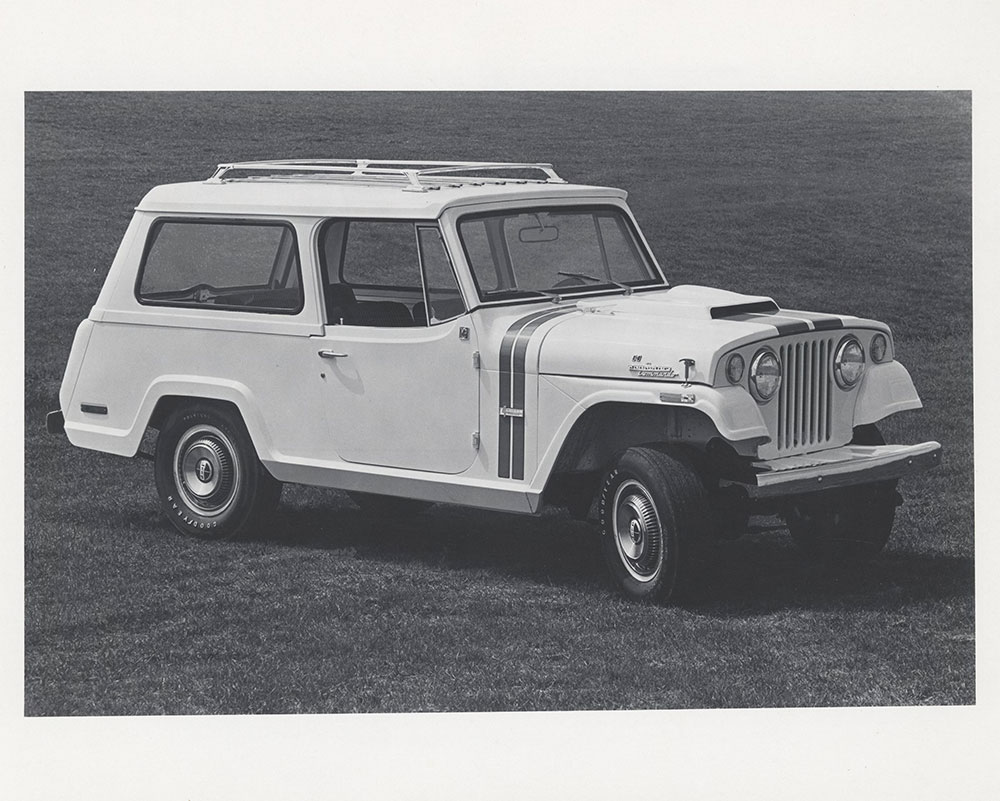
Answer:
[137, 219, 303, 313]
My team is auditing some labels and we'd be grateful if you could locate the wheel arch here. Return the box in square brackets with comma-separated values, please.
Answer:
[546, 401, 731, 476]
[138, 378, 275, 461]
[540, 401, 737, 513]
[532, 380, 769, 495]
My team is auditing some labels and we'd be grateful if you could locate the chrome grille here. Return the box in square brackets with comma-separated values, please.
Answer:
[777, 337, 834, 453]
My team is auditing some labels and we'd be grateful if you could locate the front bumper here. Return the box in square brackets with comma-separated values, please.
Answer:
[729, 441, 942, 498]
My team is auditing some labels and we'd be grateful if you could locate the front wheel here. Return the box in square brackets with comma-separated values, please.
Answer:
[154, 403, 282, 539]
[598, 447, 707, 602]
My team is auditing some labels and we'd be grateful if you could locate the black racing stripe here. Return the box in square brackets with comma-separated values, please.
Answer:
[808, 317, 844, 331]
[498, 415, 512, 479]
[773, 310, 847, 331]
[718, 311, 810, 335]
[512, 309, 572, 418]
[768, 317, 811, 336]
[511, 417, 526, 481]
[497, 308, 565, 479]
[508, 308, 574, 480]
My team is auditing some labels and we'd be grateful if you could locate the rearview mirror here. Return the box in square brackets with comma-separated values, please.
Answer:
[518, 224, 559, 243]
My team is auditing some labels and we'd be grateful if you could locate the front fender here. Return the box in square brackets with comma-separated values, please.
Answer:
[853, 361, 923, 425]
[532, 375, 770, 490]
[542, 375, 769, 442]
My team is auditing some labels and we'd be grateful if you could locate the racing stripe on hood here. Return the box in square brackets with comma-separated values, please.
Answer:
[719, 309, 845, 335]
[498, 307, 575, 480]
[720, 312, 810, 336]
[775, 310, 846, 330]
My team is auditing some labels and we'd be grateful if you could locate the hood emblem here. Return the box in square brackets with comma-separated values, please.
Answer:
[628, 354, 678, 379]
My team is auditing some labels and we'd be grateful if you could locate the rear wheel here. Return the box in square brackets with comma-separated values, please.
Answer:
[598, 447, 707, 602]
[154, 403, 282, 539]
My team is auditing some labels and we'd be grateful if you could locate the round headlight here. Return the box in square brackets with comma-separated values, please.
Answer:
[870, 333, 888, 363]
[726, 353, 745, 385]
[749, 348, 781, 402]
[835, 337, 866, 389]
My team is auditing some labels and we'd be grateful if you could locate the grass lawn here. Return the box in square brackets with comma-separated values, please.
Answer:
[24, 91, 972, 713]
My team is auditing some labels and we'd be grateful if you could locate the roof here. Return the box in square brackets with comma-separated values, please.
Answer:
[134, 160, 628, 218]
[137, 180, 628, 219]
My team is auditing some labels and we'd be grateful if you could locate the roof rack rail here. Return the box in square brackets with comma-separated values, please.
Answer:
[205, 159, 567, 192]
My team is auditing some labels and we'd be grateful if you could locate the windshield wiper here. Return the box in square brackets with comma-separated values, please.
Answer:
[556, 271, 633, 296]
[485, 288, 564, 303]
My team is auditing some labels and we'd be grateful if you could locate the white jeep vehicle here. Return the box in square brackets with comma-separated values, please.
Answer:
[48, 159, 942, 601]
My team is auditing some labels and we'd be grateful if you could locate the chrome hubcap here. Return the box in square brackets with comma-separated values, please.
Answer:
[173, 425, 240, 517]
[612, 480, 663, 582]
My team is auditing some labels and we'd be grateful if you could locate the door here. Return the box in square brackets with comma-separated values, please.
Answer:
[313, 220, 480, 474]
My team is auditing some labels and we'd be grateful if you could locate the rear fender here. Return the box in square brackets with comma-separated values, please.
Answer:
[63, 376, 272, 460]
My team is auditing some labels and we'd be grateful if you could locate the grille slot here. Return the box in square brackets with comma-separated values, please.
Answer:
[777, 337, 834, 452]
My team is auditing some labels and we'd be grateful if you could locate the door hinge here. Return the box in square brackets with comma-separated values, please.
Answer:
[472, 431, 480, 450]
[472, 351, 481, 369]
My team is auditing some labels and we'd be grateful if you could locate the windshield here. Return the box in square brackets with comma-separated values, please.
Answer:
[457, 206, 664, 301]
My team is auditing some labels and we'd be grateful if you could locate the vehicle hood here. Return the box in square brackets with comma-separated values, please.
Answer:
[531, 285, 880, 384]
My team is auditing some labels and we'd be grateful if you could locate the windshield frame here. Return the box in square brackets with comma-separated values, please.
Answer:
[454, 203, 667, 305]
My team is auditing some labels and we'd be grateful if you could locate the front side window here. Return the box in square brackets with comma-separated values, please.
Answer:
[318, 219, 466, 327]
[340, 220, 420, 289]
[457, 206, 662, 301]
[137, 219, 303, 313]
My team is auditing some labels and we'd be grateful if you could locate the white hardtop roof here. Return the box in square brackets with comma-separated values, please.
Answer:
[135, 160, 628, 219]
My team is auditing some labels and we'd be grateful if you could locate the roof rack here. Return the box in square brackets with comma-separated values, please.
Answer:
[205, 159, 568, 192]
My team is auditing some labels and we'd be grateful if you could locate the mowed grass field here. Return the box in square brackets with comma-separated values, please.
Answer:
[24, 92, 972, 714]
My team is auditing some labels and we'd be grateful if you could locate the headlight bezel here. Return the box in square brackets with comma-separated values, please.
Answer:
[834, 335, 866, 389]
[749, 347, 782, 403]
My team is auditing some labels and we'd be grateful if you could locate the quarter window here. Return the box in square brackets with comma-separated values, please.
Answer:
[137, 220, 303, 313]
[418, 227, 466, 323]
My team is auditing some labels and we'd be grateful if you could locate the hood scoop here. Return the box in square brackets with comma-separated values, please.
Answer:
[710, 300, 780, 319]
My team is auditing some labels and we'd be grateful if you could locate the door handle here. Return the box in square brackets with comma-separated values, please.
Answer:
[318, 349, 349, 359]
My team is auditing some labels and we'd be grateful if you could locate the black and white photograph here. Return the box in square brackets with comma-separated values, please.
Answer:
[5, 2, 997, 799]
